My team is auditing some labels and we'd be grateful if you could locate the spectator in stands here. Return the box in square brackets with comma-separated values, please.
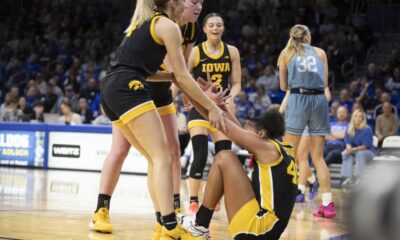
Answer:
[0, 93, 12, 121]
[349, 80, 360, 99]
[30, 100, 45, 123]
[366, 62, 381, 87]
[79, 78, 100, 117]
[375, 102, 399, 147]
[352, 102, 364, 113]
[339, 88, 354, 113]
[243, 78, 258, 95]
[249, 84, 271, 116]
[92, 106, 111, 125]
[364, 86, 382, 111]
[55, 84, 79, 113]
[234, 91, 255, 124]
[385, 67, 400, 94]
[374, 92, 398, 119]
[324, 106, 349, 166]
[256, 64, 279, 94]
[77, 98, 94, 124]
[41, 83, 58, 113]
[329, 101, 340, 122]
[58, 98, 81, 125]
[35, 73, 47, 96]
[17, 96, 33, 121]
[49, 77, 64, 100]
[9, 85, 20, 101]
[3, 100, 23, 122]
[341, 109, 375, 187]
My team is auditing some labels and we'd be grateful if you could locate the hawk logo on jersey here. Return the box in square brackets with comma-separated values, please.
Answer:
[128, 80, 144, 91]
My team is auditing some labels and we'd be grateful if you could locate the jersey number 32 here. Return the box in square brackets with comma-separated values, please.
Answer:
[297, 56, 317, 73]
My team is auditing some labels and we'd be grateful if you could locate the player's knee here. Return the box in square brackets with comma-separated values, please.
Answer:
[214, 150, 235, 166]
[109, 147, 130, 163]
[169, 144, 181, 162]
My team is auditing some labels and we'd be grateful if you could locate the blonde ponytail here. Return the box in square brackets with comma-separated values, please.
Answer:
[277, 24, 310, 64]
[125, 0, 155, 34]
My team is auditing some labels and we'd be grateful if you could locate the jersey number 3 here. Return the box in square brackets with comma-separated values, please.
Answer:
[287, 161, 298, 185]
[297, 56, 317, 73]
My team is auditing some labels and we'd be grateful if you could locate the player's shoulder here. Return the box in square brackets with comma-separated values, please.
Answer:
[312, 46, 327, 57]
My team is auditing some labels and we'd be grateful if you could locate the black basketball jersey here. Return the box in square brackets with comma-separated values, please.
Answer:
[158, 21, 200, 72]
[112, 12, 168, 77]
[181, 22, 200, 46]
[192, 42, 232, 90]
[251, 140, 297, 232]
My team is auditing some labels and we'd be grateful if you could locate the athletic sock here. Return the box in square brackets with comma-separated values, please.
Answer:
[162, 212, 177, 230]
[307, 174, 316, 184]
[190, 196, 199, 203]
[174, 194, 180, 210]
[322, 192, 332, 206]
[96, 194, 111, 212]
[196, 205, 214, 228]
[156, 211, 162, 225]
[298, 184, 306, 194]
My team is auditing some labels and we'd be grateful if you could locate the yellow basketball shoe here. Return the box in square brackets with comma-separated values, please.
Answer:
[160, 225, 182, 240]
[89, 208, 113, 233]
[152, 222, 163, 240]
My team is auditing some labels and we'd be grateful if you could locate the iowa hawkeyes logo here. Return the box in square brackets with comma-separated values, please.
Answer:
[128, 80, 144, 91]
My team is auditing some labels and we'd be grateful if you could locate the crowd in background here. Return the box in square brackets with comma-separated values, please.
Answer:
[0, 0, 398, 149]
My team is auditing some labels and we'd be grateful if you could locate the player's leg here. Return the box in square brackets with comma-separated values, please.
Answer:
[188, 126, 209, 215]
[160, 112, 182, 212]
[181, 151, 255, 238]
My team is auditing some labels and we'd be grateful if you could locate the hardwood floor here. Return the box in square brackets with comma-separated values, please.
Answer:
[0, 167, 347, 239]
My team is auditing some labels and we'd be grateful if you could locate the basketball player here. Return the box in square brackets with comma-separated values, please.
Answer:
[280, 88, 331, 202]
[98, 0, 225, 238]
[185, 13, 241, 214]
[180, 108, 298, 239]
[277, 24, 335, 218]
[90, 0, 204, 238]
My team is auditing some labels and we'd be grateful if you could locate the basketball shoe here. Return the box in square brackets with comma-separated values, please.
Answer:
[89, 207, 113, 233]
[179, 215, 210, 239]
[160, 225, 182, 240]
[152, 222, 163, 240]
[308, 180, 319, 200]
[187, 202, 200, 215]
[313, 202, 336, 218]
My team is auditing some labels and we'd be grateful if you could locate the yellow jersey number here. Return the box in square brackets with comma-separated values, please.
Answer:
[286, 161, 298, 185]
[211, 74, 223, 90]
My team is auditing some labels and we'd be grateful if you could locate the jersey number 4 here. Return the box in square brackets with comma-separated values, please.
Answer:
[297, 56, 317, 73]
[287, 161, 298, 185]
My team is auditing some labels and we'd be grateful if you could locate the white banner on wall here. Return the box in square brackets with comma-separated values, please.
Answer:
[48, 131, 148, 174]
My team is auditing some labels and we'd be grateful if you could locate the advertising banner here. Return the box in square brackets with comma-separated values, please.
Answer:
[0, 130, 45, 167]
[48, 131, 148, 174]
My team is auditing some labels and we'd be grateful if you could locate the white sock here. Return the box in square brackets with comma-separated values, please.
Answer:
[298, 184, 306, 194]
[307, 174, 316, 184]
[321, 192, 332, 206]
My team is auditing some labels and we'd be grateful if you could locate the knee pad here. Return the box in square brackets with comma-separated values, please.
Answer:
[189, 135, 209, 179]
[215, 140, 232, 154]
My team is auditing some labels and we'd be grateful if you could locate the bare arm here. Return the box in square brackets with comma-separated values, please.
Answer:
[172, 42, 196, 98]
[278, 54, 288, 91]
[147, 71, 174, 82]
[222, 117, 279, 164]
[228, 45, 242, 100]
[279, 90, 290, 113]
[355, 82, 371, 103]
[156, 19, 224, 129]
[314, 47, 329, 88]
[325, 86, 331, 101]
